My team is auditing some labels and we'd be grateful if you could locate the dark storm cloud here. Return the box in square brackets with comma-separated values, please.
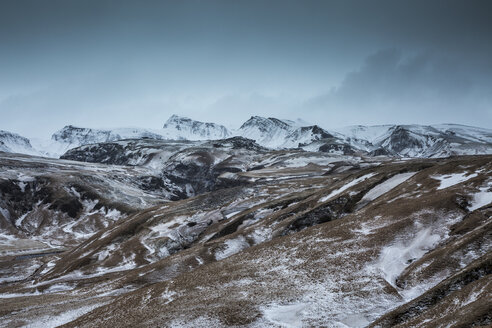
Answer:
[306, 49, 492, 126]
[0, 0, 491, 136]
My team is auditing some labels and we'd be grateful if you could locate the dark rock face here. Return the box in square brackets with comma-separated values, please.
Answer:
[134, 175, 187, 200]
[162, 149, 251, 196]
[165, 162, 215, 196]
[318, 143, 356, 155]
[299, 125, 334, 139]
[289, 125, 338, 148]
[383, 126, 437, 155]
[48, 197, 83, 218]
[61, 143, 127, 164]
[239, 116, 291, 133]
[60, 137, 261, 200]
[210, 137, 265, 151]
[369, 147, 391, 156]
[284, 196, 349, 233]
[0, 178, 52, 224]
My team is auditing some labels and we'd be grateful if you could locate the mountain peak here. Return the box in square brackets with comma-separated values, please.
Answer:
[0, 129, 38, 155]
[239, 116, 291, 131]
[162, 115, 231, 140]
[165, 114, 192, 125]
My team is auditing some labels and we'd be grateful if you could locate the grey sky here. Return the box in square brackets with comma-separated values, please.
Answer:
[0, 0, 491, 137]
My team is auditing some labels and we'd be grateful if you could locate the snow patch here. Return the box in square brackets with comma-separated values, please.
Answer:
[0, 291, 42, 299]
[15, 212, 29, 227]
[215, 236, 250, 260]
[372, 228, 441, 287]
[161, 288, 177, 304]
[358, 172, 416, 204]
[225, 210, 242, 219]
[263, 303, 308, 328]
[319, 173, 376, 203]
[468, 182, 492, 211]
[24, 303, 106, 328]
[431, 172, 478, 190]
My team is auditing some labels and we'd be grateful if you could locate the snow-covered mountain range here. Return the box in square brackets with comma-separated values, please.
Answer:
[1, 115, 491, 158]
[1, 117, 491, 328]
[333, 124, 492, 157]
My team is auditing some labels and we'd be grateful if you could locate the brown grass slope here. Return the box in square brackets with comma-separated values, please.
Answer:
[53, 155, 492, 327]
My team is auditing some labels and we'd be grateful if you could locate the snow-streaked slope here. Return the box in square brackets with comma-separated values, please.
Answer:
[34, 125, 166, 158]
[281, 125, 335, 148]
[237, 116, 341, 150]
[334, 124, 492, 157]
[332, 124, 395, 145]
[237, 116, 295, 148]
[0, 149, 490, 327]
[357, 172, 417, 207]
[162, 115, 231, 140]
[15, 154, 487, 328]
[432, 123, 492, 143]
[0, 130, 39, 156]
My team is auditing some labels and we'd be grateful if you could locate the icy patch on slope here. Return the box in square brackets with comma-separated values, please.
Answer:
[319, 173, 376, 203]
[431, 172, 478, 190]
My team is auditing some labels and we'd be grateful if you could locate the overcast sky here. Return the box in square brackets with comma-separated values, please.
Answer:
[0, 0, 491, 138]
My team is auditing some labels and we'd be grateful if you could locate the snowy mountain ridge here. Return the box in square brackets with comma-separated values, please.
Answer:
[162, 114, 231, 140]
[1, 115, 491, 158]
[0, 130, 39, 156]
[334, 123, 492, 157]
[31, 125, 165, 157]
[236, 116, 294, 148]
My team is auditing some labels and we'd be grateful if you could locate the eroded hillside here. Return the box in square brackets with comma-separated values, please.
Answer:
[0, 145, 490, 327]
